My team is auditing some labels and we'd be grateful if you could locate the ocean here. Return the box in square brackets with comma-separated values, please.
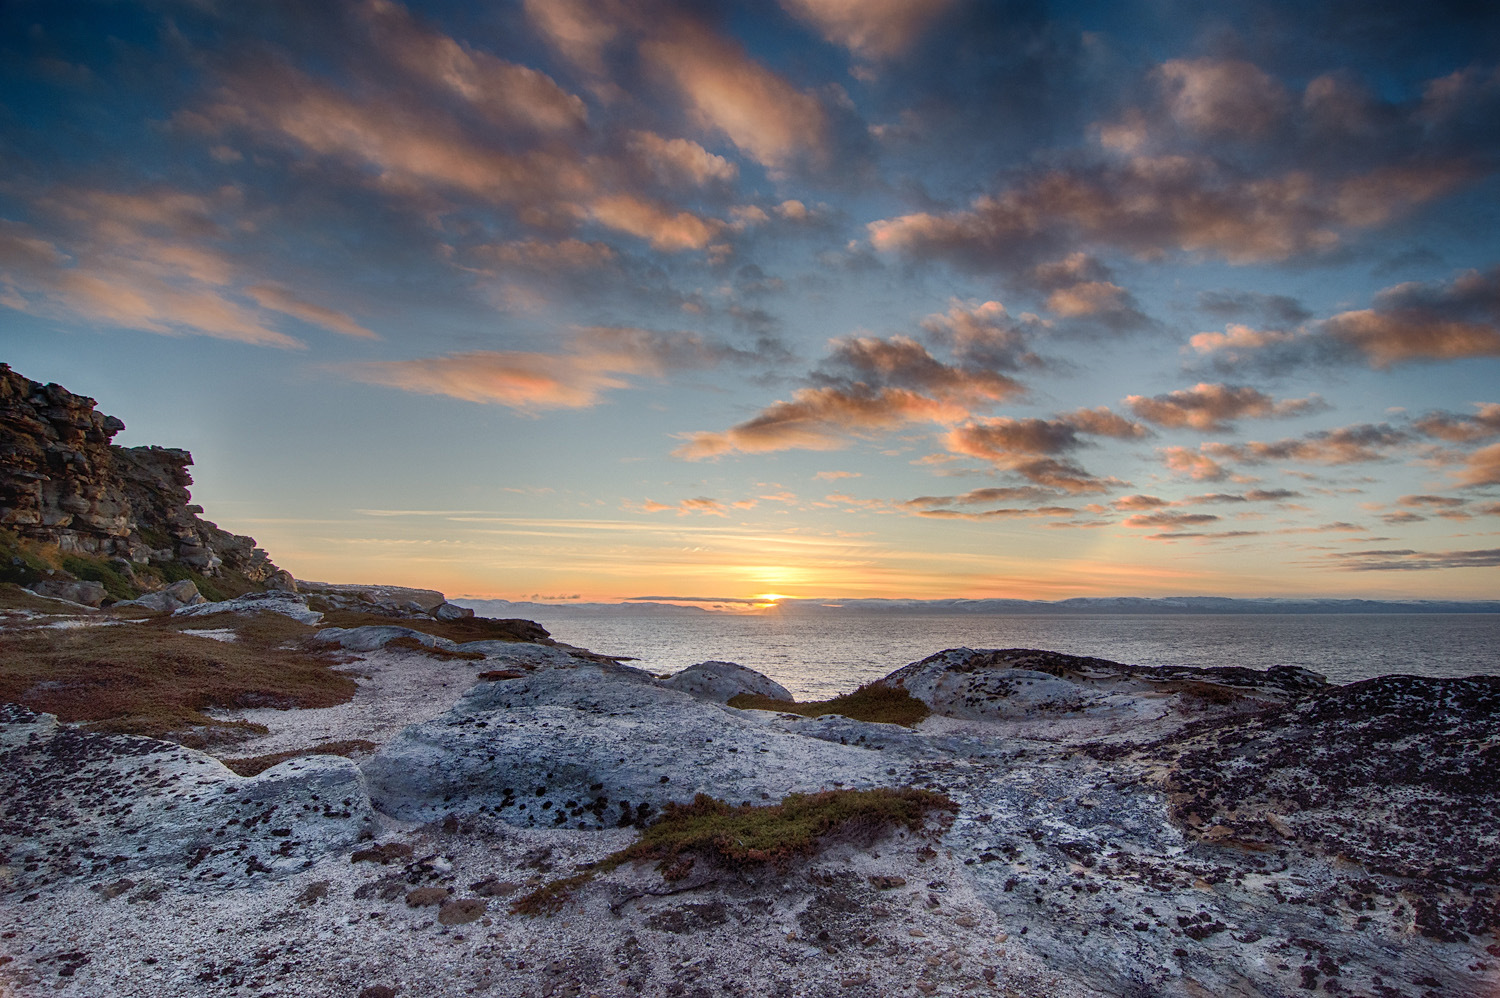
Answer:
[512, 611, 1500, 700]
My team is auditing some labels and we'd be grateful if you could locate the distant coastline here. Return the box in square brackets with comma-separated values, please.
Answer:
[459, 595, 1500, 616]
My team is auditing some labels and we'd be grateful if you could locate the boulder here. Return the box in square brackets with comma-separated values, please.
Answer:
[265, 569, 298, 592]
[174, 590, 323, 625]
[434, 601, 474, 621]
[28, 579, 107, 608]
[660, 660, 792, 702]
[113, 579, 207, 613]
[312, 625, 458, 653]
[362, 661, 898, 826]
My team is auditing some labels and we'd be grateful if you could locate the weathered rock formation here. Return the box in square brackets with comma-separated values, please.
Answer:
[0, 363, 282, 588]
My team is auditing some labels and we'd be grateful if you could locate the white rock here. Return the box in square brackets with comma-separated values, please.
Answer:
[660, 660, 793, 702]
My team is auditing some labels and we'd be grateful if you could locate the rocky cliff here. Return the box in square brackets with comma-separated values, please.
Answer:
[0, 363, 286, 601]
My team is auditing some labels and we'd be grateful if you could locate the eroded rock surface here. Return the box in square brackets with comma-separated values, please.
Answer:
[0, 703, 373, 893]
[363, 657, 897, 826]
[659, 659, 794, 702]
[2, 635, 1495, 998]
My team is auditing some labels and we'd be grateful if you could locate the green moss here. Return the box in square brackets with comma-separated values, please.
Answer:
[728, 681, 931, 727]
[59, 554, 140, 601]
[0, 527, 57, 585]
[512, 787, 956, 916]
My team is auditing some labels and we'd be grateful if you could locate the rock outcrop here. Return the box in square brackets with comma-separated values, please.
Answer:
[0, 364, 282, 590]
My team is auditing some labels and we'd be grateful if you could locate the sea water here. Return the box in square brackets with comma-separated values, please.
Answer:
[520, 611, 1500, 699]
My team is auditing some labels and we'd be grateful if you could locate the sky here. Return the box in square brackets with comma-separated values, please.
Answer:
[2, 0, 1499, 603]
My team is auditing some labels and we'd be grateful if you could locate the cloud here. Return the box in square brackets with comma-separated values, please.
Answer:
[246, 284, 377, 339]
[918, 300, 1043, 372]
[1112, 494, 1170, 511]
[639, 496, 745, 517]
[343, 325, 746, 411]
[627, 130, 738, 185]
[1413, 403, 1500, 442]
[1453, 442, 1500, 487]
[778, 0, 958, 60]
[1328, 548, 1500, 572]
[0, 189, 306, 348]
[484, 238, 618, 271]
[1160, 446, 1228, 481]
[1203, 423, 1410, 466]
[1125, 382, 1325, 431]
[915, 505, 1078, 521]
[1194, 269, 1500, 373]
[814, 470, 860, 481]
[358, 0, 587, 133]
[905, 486, 1062, 508]
[1122, 510, 1221, 529]
[642, 20, 829, 170]
[869, 153, 1470, 269]
[1155, 58, 1289, 137]
[674, 385, 968, 459]
[523, 0, 624, 78]
[819, 335, 1025, 404]
[941, 415, 1133, 493]
[586, 194, 721, 251]
[1196, 290, 1312, 326]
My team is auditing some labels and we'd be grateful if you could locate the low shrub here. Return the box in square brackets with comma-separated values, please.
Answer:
[728, 681, 930, 727]
[221, 740, 378, 777]
[512, 787, 956, 915]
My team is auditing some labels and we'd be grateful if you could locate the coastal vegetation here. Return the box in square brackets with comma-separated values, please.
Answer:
[512, 787, 957, 915]
[0, 609, 354, 746]
[728, 680, 931, 727]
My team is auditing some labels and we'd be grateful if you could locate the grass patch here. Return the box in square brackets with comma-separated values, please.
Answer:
[728, 681, 930, 727]
[220, 739, 378, 777]
[0, 582, 84, 613]
[0, 527, 61, 586]
[512, 787, 956, 915]
[0, 615, 356, 747]
[311, 603, 549, 644]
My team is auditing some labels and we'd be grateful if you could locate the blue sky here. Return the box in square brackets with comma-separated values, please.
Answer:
[3, 0, 1499, 601]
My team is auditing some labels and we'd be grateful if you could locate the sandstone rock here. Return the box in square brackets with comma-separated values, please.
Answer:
[28, 579, 107, 607]
[0, 364, 285, 584]
[265, 570, 298, 592]
[660, 660, 793, 702]
[163, 579, 207, 605]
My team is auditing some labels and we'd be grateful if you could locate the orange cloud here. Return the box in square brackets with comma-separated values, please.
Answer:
[1113, 494, 1169, 511]
[1453, 442, 1500, 487]
[359, 0, 587, 133]
[246, 284, 377, 339]
[941, 417, 1128, 493]
[869, 154, 1469, 266]
[1122, 510, 1221, 529]
[1414, 403, 1500, 442]
[343, 326, 739, 411]
[1160, 446, 1228, 480]
[778, 0, 957, 60]
[587, 194, 721, 251]
[1126, 382, 1324, 431]
[0, 189, 305, 348]
[675, 386, 967, 459]
[627, 131, 738, 185]
[1203, 423, 1409, 466]
[642, 21, 828, 169]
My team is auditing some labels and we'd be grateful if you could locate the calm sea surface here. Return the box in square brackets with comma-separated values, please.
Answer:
[522, 612, 1500, 699]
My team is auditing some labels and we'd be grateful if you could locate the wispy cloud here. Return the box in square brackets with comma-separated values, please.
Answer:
[1126, 383, 1324, 431]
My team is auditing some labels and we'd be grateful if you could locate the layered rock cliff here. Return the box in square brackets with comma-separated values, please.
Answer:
[0, 363, 285, 598]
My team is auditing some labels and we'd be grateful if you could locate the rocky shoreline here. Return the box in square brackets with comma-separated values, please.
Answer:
[2, 586, 1495, 998]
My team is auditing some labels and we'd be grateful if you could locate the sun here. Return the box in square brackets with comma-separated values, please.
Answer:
[752, 592, 792, 602]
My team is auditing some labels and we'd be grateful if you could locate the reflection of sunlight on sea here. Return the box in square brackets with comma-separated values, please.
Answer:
[524, 612, 1500, 700]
